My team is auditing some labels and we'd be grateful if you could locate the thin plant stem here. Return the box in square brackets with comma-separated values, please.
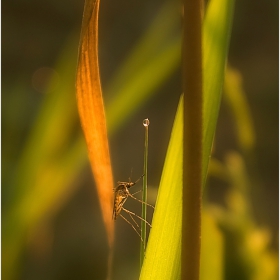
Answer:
[140, 118, 149, 267]
[182, 0, 203, 279]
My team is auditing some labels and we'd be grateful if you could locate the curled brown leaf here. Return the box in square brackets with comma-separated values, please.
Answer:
[76, 0, 114, 264]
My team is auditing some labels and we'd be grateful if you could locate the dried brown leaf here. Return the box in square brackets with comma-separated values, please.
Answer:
[76, 0, 114, 253]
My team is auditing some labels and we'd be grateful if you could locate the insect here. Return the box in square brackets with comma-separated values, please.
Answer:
[113, 174, 154, 241]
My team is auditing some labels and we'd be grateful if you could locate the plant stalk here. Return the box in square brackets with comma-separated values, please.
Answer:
[140, 118, 149, 267]
[182, 0, 203, 279]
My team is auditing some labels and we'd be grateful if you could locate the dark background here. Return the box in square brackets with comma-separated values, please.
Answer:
[2, 0, 278, 279]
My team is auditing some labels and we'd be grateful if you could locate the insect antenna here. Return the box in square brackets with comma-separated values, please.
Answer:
[132, 174, 144, 185]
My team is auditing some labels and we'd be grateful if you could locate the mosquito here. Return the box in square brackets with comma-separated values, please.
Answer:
[112, 174, 154, 242]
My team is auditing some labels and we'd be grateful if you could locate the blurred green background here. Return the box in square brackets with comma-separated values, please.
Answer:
[2, 0, 278, 279]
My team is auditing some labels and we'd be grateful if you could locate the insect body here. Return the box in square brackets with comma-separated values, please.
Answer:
[113, 175, 154, 241]
[113, 182, 131, 220]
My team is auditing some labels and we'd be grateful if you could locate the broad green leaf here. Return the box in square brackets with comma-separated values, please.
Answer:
[140, 95, 183, 280]
[140, 0, 235, 278]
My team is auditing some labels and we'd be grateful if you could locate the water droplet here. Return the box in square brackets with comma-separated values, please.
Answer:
[143, 119, 149, 127]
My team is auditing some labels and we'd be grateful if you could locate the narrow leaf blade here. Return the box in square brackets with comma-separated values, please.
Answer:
[76, 0, 114, 249]
[203, 0, 235, 184]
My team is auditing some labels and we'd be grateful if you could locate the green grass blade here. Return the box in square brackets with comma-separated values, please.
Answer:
[140, 95, 183, 280]
[202, 0, 235, 185]
[140, 119, 150, 266]
[224, 65, 255, 153]
[2, 35, 88, 280]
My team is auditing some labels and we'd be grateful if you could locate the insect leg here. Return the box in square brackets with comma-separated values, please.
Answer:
[122, 207, 152, 227]
[128, 212, 141, 229]
[128, 193, 155, 209]
[131, 190, 142, 196]
[119, 214, 144, 243]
